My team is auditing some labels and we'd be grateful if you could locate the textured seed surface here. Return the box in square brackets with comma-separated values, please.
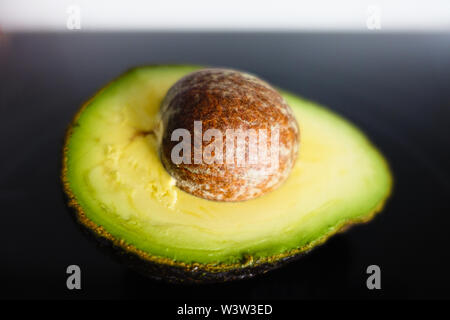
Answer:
[160, 68, 300, 201]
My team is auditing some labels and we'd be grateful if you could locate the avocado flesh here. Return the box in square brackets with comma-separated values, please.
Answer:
[63, 65, 392, 270]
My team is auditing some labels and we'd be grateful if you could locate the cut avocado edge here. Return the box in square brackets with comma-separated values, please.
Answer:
[61, 65, 393, 280]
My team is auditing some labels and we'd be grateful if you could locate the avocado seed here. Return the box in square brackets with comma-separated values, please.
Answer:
[159, 68, 299, 201]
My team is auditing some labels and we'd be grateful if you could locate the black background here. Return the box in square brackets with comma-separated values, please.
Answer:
[1, 32, 450, 299]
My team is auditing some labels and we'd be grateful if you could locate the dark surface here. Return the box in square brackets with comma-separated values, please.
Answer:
[0, 32, 450, 299]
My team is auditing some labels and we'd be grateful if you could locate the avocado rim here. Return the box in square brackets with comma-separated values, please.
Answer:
[61, 65, 393, 283]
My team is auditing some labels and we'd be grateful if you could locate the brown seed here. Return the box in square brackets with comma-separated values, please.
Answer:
[159, 68, 299, 201]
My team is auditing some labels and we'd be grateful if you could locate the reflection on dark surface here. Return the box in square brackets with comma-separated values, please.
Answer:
[0, 32, 450, 299]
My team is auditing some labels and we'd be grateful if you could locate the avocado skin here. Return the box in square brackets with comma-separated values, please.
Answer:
[74, 214, 300, 284]
[106, 246, 301, 284]
[61, 65, 392, 284]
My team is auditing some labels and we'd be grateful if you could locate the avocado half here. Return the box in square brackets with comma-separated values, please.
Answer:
[62, 65, 392, 283]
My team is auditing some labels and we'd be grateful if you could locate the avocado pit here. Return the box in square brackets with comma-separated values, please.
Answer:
[159, 68, 300, 201]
